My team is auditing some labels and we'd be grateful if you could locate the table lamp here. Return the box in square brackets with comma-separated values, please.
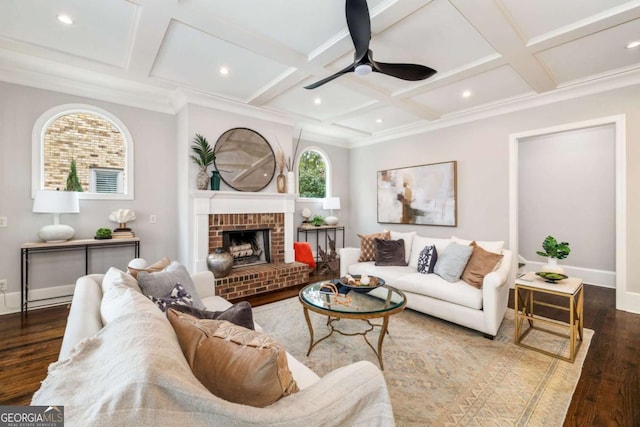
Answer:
[33, 190, 80, 242]
[323, 197, 341, 225]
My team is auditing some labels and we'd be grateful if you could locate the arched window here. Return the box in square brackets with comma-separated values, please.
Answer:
[297, 148, 330, 199]
[32, 104, 134, 200]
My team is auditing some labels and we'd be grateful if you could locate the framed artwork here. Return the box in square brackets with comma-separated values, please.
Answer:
[377, 161, 457, 226]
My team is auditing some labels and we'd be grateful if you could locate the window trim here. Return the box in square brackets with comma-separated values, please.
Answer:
[32, 103, 134, 200]
[296, 146, 332, 202]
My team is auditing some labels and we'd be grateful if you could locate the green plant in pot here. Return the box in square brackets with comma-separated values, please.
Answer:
[95, 227, 112, 239]
[190, 134, 217, 190]
[536, 235, 570, 273]
[311, 215, 325, 226]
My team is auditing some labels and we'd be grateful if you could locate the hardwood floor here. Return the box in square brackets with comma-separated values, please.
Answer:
[1, 283, 638, 427]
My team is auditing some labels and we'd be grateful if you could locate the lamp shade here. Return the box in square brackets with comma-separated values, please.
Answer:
[322, 197, 341, 210]
[33, 190, 80, 214]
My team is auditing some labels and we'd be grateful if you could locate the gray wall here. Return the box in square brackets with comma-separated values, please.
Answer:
[0, 82, 178, 312]
[518, 125, 615, 271]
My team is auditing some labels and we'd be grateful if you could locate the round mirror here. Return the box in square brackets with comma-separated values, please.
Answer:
[214, 128, 276, 192]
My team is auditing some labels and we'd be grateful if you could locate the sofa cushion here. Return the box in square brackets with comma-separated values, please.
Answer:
[451, 236, 504, 254]
[100, 284, 163, 324]
[389, 230, 416, 264]
[149, 283, 194, 311]
[167, 309, 299, 407]
[461, 243, 504, 289]
[102, 267, 141, 294]
[137, 262, 205, 309]
[167, 301, 255, 330]
[417, 245, 438, 274]
[409, 236, 452, 269]
[433, 242, 473, 282]
[393, 273, 483, 310]
[357, 231, 390, 262]
[374, 238, 407, 266]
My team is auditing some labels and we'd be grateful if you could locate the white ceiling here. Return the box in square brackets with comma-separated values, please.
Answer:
[1, 0, 639, 145]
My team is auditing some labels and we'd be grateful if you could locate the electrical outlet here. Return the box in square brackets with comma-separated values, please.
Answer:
[0, 217, 7, 227]
[0, 279, 7, 291]
[150, 214, 157, 224]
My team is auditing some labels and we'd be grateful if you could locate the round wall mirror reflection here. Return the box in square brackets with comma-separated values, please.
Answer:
[214, 128, 276, 192]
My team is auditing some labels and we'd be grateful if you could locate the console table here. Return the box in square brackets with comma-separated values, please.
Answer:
[297, 225, 344, 274]
[20, 237, 140, 313]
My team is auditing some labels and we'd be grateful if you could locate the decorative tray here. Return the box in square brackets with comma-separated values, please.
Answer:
[535, 272, 568, 283]
[339, 274, 385, 290]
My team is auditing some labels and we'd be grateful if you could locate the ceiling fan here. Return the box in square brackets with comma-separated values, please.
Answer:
[304, 0, 437, 90]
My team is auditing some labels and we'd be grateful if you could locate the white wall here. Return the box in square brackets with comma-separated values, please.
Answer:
[518, 125, 615, 273]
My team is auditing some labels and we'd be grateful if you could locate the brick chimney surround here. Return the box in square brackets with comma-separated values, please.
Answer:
[190, 191, 308, 300]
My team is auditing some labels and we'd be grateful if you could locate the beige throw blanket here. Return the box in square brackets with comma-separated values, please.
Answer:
[32, 312, 394, 427]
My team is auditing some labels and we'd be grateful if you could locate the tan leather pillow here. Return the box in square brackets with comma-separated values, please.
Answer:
[358, 230, 390, 262]
[167, 309, 299, 407]
[461, 242, 504, 288]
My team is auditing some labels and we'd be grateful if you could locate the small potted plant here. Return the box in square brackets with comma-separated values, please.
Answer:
[311, 215, 325, 226]
[190, 134, 217, 190]
[536, 235, 570, 273]
[95, 227, 112, 240]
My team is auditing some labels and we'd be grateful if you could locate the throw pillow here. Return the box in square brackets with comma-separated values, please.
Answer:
[149, 283, 193, 312]
[167, 309, 299, 407]
[100, 284, 163, 324]
[451, 236, 504, 254]
[417, 245, 438, 274]
[409, 236, 451, 269]
[461, 243, 504, 288]
[433, 242, 474, 283]
[101, 267, 141, 294]
[137, 262, 205, 309]
[127, 256, 170, 278]
[374, 238, 407, 266]
[388, 230, 416, 264]
[167, 301, 255, 330]
[293, 241, 316, 269]
[358, 230, 390, 262]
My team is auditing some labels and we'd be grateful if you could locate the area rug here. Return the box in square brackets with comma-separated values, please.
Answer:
[253, 298, 593, 427]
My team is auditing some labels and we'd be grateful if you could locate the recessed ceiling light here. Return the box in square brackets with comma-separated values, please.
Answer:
[376, 118, 382, 123]
[626, 41, 640, 49]
[314, 97, 322, 105]
[57, 14, 73, 25]
[462, 90, 472, 98]
[219, 66, 229, 76]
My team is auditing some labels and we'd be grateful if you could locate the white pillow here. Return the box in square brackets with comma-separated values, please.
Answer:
[409, 236, 452, 269]
[451, 236, 504, 254]
[100, 284, 162, 324]
[387, 230, 416, 264]
[102, 267, 141, 294]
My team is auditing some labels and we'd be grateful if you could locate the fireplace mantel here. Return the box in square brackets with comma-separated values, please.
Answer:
[190, 191, 297, 272]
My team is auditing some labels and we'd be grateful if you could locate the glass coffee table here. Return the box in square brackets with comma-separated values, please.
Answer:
[298, 279, 406, 369]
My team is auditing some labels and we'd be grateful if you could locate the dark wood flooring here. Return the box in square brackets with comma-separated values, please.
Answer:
[1, 283, 638, 426]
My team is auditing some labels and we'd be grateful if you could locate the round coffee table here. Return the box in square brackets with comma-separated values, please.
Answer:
[298, 280, 406, 369]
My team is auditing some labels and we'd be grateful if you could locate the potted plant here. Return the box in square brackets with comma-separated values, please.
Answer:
[95, 227, 112, 239]
[190, 134, 216, 190]
[536, 235, 570, 273]
[311, 215, 325, 226]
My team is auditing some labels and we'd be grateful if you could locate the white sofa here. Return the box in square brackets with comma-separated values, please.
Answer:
[340, 233, 514, 338]
[34, 270, 395, 426]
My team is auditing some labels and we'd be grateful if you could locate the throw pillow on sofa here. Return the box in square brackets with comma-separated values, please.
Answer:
[167, 309, 299, 407]
[461, 243, 504, 288]
[167, 301, 255, 330]
[149, 283, 193, 311]
[357, 230, 390, 262]
[100, 284, 163, 324]
[433, 242, 474, 282]
[102, 267, 141, 294]
[374, 238, 407, 266]
[387, 230, 416, 264]
[137, 262, 206, 309]
[417, 245, 438, 274]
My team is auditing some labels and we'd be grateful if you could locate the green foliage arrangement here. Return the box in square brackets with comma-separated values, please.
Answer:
[536, 235, 571, 260]
[298, 151, 326, 198]
[311, 215, 325, 226]
[95, 227, 112, 239]
[65, 158, 83, 192]
[190, 134, 215, 171]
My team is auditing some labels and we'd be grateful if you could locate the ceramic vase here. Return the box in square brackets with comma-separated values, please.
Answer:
[541, 257, 564, 274]
[276, 173, 286, 193]
[286, 171, 295, 194]
[207, 247, 233, 278]
[197, 169, 209, 190]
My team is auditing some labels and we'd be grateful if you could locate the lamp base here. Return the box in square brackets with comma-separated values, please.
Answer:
[324, 216, 339, 225]
[39, 224, 75, 243]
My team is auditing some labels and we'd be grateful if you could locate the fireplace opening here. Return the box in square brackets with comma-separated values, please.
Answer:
[223, 229, 271, 268]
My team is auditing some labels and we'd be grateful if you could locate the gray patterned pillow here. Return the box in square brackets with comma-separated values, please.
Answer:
[417, 245, 438, 274]
[149, 283, 193, 312]
[433, 242, 473, 282]
[137, 262, 205, 309]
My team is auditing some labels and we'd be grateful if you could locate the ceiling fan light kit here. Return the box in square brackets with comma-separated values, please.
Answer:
[305, 0, 436, 90]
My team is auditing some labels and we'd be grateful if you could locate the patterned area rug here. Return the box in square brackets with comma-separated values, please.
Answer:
[253, 297, 593, 427]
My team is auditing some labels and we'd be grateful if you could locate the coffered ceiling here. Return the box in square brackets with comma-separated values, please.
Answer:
[0, 0, 639, 145]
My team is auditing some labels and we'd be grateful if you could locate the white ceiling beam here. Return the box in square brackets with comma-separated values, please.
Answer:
[126, 7, 172, 78]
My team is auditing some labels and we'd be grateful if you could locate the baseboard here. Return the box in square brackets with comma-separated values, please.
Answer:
[0, 284, 74, 315]
[522, 261, 615, 288]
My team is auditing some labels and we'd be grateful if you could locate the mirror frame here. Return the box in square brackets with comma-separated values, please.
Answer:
[32, 103, 134, 200]
[214, 128, 276, 192]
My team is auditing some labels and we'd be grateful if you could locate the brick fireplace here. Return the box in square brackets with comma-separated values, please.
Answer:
[189, 191, 308, 300]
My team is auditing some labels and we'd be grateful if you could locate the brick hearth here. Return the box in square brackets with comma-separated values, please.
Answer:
[209, 212, 308, 300]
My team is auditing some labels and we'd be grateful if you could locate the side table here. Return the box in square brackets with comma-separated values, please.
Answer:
[514, 272, 584, 362]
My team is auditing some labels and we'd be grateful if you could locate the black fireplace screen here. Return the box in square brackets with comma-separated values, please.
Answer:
[222, 229, 271, 268]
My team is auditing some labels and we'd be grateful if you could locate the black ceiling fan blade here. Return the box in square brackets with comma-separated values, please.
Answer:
[346, 0, 371, 62]
[304, 63, 356, 89]
[371, 60, 437, 81]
